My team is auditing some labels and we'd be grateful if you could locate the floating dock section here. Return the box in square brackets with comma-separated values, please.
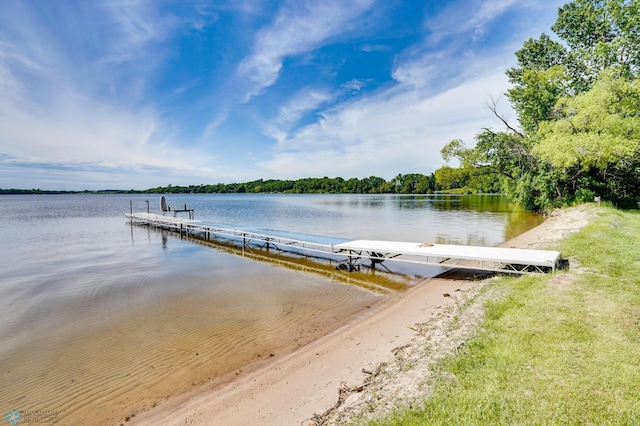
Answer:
[126, 212, 562, 274]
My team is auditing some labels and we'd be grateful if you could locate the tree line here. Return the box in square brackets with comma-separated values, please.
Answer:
[436, 0, 640, 211]
[1, 174, 445, 195]
[143, 174, 443, 194]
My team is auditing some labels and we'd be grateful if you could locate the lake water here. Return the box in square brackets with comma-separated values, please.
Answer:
[0, 193, 541, 424]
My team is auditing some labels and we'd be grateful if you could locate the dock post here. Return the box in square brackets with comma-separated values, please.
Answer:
[129, 200, 132, 223]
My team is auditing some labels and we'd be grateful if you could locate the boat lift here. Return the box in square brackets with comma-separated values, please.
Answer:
[126, 212, 562, 275]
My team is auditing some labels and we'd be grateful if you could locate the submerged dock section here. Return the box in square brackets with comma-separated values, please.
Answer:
[126, 210, 562, 275]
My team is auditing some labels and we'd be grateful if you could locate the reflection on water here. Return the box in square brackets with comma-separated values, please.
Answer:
[0, 193, 541, 424]
[183, 231, 417, 293]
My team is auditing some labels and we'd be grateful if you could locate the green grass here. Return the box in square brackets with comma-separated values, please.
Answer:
[369, 206, 640, 425]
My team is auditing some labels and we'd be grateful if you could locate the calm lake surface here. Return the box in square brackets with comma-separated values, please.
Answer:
[0, 193, 541, 424]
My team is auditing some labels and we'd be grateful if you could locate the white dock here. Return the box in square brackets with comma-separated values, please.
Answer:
[126, 212, 562, 274]
[333, 240, 561, 274]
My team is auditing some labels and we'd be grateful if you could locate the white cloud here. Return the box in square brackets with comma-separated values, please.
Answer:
[278, 90, 332, 123]
[425, 0, 518, 42]
[108, 1, 169, 44]
[202, 111, 230, 140]
[342, 79, 367, 92]
[0, 1, 225, 189]
[251, 0, 533, 180]
[262, 88, 333, 142]
[0, 66, 221, 189]
[0, 6, 64, 101]
[466, 0, 519, 39]
[0, 63, 23, 105]
[237, 0, 374, 100]
[2, 90, 204, 166]
[256, 66, 514, 180]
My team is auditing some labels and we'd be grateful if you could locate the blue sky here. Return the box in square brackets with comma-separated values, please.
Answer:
[0, 0, 565, 190]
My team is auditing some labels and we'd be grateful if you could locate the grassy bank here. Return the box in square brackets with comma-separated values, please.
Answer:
[372, 206, 640, 425]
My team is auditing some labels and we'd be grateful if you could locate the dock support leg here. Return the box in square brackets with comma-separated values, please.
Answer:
[337, 250, 356, 272]
[370, 252, 385, 270]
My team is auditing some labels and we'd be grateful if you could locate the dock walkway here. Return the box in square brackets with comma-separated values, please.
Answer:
[126, 212, 562, 274]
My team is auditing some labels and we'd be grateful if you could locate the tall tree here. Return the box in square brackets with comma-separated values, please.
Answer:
[534, 68, 640, 206]
[506, 34, 588, 134]
[553, 0, 640, 78]
[535, 68, 640, 170]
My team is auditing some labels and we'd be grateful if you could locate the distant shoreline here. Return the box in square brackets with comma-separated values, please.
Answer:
[1, 173, 488, 196]
[0, 189, 133, 194]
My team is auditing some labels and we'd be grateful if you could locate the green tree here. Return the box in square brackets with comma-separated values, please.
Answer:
[361, 176, 385, 193]
[535, 69, 640, 170]
[441, 130, 537, 183]
[534, 68, 640, 205]
[434, 166, 470, 190]
[506, 34, 580, 134]
[553, 0, 640, 78]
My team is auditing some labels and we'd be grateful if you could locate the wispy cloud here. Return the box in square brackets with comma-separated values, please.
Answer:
[0, 1, 224, 189]
[342, 79, 368, 92]
[256, 68, 512, 180]
[0, 63, 23, 105]
[253, 0, 541, 180]
[392, 0, 565, 95]
[247, 0, 563, 181]
[425, 0, 518, 42]
[264, 88, 333, 141]
[237, 0, 374, 100]
[0, 156, 219, 190]
[106, 1, 173, 45]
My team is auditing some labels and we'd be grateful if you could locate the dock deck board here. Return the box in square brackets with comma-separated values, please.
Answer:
[334, 240, 560, 268]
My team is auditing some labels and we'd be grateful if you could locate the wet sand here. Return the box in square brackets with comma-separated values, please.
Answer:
[0, 255, 394, 426]
[132, 276, 466, 426]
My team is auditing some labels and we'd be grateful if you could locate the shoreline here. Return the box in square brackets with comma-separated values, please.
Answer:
[131, 205, 593, 426]
[132, 275, 473, 426]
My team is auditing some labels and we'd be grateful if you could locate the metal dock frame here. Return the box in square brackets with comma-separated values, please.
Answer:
[126, 213, 562, 275]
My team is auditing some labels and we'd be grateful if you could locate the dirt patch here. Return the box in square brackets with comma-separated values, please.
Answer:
[503, 203, 595, 251]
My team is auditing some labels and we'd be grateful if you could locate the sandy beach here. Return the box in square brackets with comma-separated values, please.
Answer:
[131, 205, 593, 426]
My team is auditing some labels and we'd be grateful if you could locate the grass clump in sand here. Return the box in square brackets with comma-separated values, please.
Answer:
[370, 207, 640, 425]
